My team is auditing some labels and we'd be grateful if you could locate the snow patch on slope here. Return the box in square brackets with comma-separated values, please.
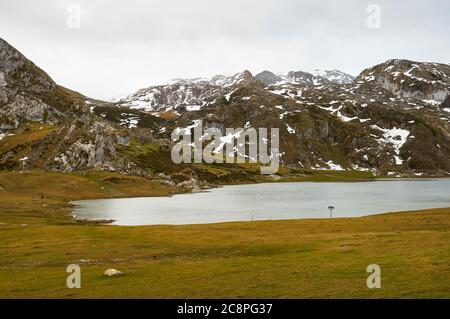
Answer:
[371, 125, 410, 165]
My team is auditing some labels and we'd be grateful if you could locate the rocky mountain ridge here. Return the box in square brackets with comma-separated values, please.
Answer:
[1, 37, 449, 180]
[112, 60, 449, 176]
[117, 69, 355, 112]
[355, 59, 450, 103]
[0, 38, 131, 174]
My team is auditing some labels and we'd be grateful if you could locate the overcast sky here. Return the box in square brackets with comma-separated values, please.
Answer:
[1, 0, 449, 100]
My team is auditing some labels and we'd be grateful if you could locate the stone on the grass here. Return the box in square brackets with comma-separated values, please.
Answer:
[104, 269, 124, 277]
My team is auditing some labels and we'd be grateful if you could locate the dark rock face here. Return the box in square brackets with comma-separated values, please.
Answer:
[441, 95, 450, 109]
[255, 71, 282, 85]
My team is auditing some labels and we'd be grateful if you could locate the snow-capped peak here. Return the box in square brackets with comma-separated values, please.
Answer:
[312, 69, 355, 84]
[254, 69, 354, 86]
[116, 71, 255, 112]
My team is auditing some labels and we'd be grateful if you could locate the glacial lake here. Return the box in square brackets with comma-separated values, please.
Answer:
[72, 179, 450, 226]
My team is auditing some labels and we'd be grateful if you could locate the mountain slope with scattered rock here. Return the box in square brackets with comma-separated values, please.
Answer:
[1, 37, 449, 181]
[110, 62, 449, 176]
[0, 37, 131, 173]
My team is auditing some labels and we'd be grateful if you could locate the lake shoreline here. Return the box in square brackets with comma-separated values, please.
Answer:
[1, 170, 449, 298]
[72, 206, 450, 228]
[72, 178, 450, 226]
[1, 170, 449, 227]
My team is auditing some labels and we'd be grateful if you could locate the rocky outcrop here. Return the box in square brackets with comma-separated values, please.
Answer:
[0, 37, 134, 174]
[441, 95, 450, 109]
[49, 121, 119, 172]
[176, 178, 201, 192]
[0, 37, 92, 128]
[356, 59, 449, 103]
[255, 71, 282, 85]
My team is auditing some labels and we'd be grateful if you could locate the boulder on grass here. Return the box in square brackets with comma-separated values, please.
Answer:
[104, 269, 124, 277]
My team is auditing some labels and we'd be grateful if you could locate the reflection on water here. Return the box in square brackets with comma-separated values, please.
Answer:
[73, 179, 450, 226]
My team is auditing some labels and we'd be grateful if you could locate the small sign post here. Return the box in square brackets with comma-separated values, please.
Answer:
[328, 205, 335, 218]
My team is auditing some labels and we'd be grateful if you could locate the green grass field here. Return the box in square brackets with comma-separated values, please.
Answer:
[0, 171, 449, 298]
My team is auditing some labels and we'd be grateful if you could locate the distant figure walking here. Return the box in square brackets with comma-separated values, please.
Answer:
[40, 194, 44, 201]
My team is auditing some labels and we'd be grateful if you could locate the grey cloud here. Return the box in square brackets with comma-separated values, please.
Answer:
[0, 0, 448, 99]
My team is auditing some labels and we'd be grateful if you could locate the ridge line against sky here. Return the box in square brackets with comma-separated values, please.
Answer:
[1, 0, 449, 100]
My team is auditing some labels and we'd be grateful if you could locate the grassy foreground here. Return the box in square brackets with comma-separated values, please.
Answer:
[0, 171, 449, 298]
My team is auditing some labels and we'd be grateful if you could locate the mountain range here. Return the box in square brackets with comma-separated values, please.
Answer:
[1, 36, 449, 188]
[116, 69, 355, 112]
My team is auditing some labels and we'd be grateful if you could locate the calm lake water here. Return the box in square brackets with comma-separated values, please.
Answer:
[72, 179, 450, 226]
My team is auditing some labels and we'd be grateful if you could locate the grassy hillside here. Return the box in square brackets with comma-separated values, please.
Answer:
[0, 171, 448, 298]
[0, 122, 376, 182]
